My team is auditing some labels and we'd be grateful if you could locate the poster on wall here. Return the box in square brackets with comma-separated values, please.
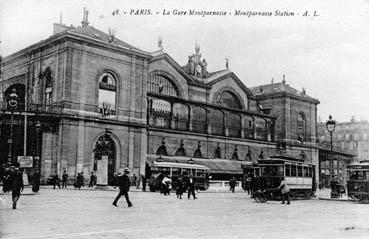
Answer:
[18, 156, 33, 168]
[96, 156, 108, 185]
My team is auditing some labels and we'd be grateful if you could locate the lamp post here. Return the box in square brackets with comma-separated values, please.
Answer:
[35, 121, 41, 172]
[7, 88, 18, 165]
[326, 115, 336, 186]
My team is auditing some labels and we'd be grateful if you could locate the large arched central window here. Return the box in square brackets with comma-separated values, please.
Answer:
[148, 74, 178, 97]
[98, 72, 117, 115]
[215, 91, 242, 110]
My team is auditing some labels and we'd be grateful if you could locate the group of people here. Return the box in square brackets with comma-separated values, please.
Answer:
[50, 171, 97, 190]
[159, 174, 197, 200]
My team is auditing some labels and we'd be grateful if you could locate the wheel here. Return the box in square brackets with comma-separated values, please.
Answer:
[258, 193, 268, 203]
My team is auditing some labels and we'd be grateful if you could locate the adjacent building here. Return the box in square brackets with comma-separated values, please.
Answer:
[0, 10, 321, 184]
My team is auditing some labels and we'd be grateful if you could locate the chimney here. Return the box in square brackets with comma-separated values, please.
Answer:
[81, 7, 89, 27]
[282, 74, 286, 84]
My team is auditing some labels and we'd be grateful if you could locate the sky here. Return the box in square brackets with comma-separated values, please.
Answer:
[0, 0, 368, 123]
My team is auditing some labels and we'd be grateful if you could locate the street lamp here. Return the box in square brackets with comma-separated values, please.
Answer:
[35, 121, 41, 171]
[326, 115, 336, 186]
[7, 88, 18, 165]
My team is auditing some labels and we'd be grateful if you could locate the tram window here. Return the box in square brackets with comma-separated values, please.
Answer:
[291, 165, 297, 177]
[261, 167, 267, 176]
[159, 167, 170, 176]
[297, 165, 303, 177]
[285, 164, 291, 177]
[357, 171, 364, 180]
[308, 167, 313, 177]
[182, 168, 190, 176]
[277, 166, 284, 176]
[270, 166, 278, 176]
[196, 169, 205, 177]
[303, 167, 309, 177]
[172, 168, 180, 176]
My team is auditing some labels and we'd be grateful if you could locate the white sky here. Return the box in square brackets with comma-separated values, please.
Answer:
[0, 0, 368, 123]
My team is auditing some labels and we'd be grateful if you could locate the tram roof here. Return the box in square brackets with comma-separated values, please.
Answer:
[147, 154, 252, 174]
[254, 156, 312, 166]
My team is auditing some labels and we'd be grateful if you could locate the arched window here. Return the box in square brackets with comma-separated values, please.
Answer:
[191, 106, 207, 134]
[98, 72, 117, 116]
[297, 113, 305, 140]
[227, 112, 241, 138]
[44, 71, 53, 105]
[244, 115, 254, 139]
[209, 110, 224, 136]
[215, 91, 242, 110]
[255, 117, 267, 140]
[173, 103, 189, 131]
[148, 99, 171, 128]
[148, 74, 178, 97]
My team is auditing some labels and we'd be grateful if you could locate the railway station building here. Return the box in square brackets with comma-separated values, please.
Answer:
[0, 11, 321, 185]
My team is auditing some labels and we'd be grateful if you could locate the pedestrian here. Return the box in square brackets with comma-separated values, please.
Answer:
[136, 175, 141, 189]
[277, 179, 290, 205]
[2, 165, 11, 193]
[176, 175, 184, 199]
[89, 172, 95, 187]
[112, 168, 133, 207]
[74, 173, 82, 189]
[53, 171, 60, 189]
[245, 175, 252, 195]
[11, 167, 24, 209]
[141, 174, 147, 192]
[187, 174, 196, 199]
[229, 177, 237, 193]
[62, 170, 68, 189]
[80, 172, 85, 187]
[162, 174, 171, 196]
[32, 171, 40, 192]
[132, 174, 137, 187]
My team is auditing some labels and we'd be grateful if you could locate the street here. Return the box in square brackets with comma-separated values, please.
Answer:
[1, 187, 369, 239]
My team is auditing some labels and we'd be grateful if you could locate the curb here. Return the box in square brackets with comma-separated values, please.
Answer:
[318, 197, 354, 202]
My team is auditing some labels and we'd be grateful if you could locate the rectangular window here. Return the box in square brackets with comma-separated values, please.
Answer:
[303, 167, 309, 177]
[285, 164, 291, 177]
[291, 165, 297, 177]
[309, 167, 313, 177]
[297, 165, 303, 177]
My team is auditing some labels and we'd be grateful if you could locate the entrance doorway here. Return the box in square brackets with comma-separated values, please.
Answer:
[93, 134, 116, 185]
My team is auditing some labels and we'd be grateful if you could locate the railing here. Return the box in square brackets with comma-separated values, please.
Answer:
[0, 102, 64, 115]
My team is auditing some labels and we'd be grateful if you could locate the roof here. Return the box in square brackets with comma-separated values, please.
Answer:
[250, 82, 319, 102]
[146, 154, 252, 174]
[66, 26, 140, 51]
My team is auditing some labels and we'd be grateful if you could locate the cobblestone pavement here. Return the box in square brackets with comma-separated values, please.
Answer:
[1, 187, 369, 239]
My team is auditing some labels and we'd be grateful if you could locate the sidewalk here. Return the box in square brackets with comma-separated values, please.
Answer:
[316, 189, 354, 202]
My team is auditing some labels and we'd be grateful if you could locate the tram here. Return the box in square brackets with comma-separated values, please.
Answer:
[243, 156, 314, 200]
[147, 156, 210, 192]
[346, 162, 369, 201]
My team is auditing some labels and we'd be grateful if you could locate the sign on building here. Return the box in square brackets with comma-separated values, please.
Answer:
[18, 156, 33, 168]
[96, 156, 108, 185]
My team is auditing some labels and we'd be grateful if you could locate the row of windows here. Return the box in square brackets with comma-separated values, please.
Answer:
[148, 98, 270, 140]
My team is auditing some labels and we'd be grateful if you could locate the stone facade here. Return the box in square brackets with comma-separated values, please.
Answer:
[0, 18, 320, 183]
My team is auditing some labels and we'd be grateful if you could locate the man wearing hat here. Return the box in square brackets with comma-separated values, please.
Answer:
[112, 168, 133, 207]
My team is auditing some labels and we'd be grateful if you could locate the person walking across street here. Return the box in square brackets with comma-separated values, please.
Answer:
[112, 168, 133, 207]
[176, 175, 184, 199]
[53, 171, 60, 189]
[229, 177, 237, 193]
[11, 167, 24, 209]
[141, 174, 146, 192]
[162, 174, 171, 196]
[32, 171, 40, 192]
[62, 170, 68, 189]
[187, 175, 196, 200]
[89, 172, 96, 187]
[278, 179, 290, 205]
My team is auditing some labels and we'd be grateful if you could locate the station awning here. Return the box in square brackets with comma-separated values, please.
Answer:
[146, 154, 253, 174]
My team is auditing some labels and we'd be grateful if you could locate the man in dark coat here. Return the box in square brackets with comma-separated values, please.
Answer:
[11, 168, 24, 209]
[229, 177, 237, 193]
[62, 170, 68, 189]
[112, 168, 133, 207]
[32, 171, 40, 192]
[53, 171, 60, 189]
[187, 174, 196, 200]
